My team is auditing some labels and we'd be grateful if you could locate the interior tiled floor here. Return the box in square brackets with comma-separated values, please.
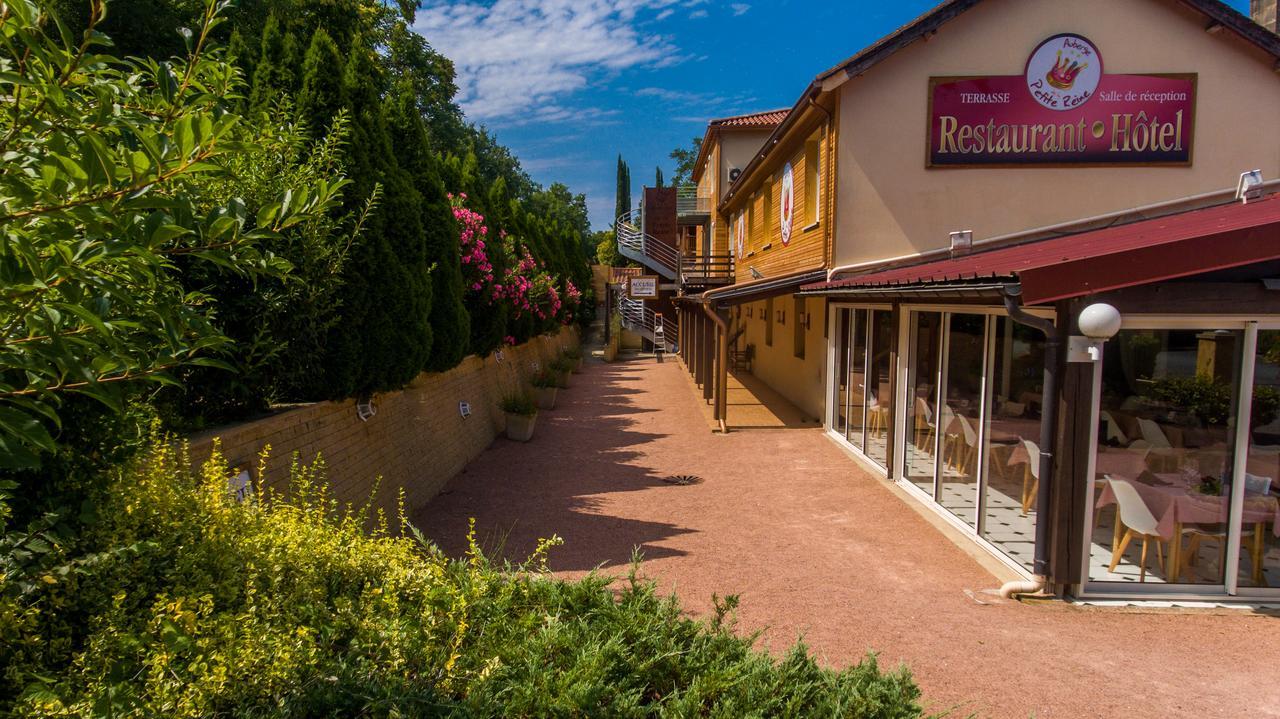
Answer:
[1087, 504, 1280, 587]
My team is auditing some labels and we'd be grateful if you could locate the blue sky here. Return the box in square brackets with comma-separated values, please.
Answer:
[413, 0, 1251, 231]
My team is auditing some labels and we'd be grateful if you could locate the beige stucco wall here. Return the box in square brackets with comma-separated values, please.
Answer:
[835, 0, 1280, 267]
[719, 130, 775, 201]
[736, 295, 827, 419]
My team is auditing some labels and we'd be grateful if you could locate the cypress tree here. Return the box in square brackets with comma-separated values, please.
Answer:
[320, 42, 433, 397]
[387, 82, 471, 372]
[614, 155, 630, 225]
[248, 14, 299, 110]
[296, 28, 345, 132]
[655, 166, 664, 188]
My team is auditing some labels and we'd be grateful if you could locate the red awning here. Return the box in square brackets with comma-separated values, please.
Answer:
[802, 194, 1280, 305]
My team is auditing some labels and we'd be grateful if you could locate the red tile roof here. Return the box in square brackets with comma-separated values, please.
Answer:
[801, 194, 1280, 305]
[707, 109, 790, 129]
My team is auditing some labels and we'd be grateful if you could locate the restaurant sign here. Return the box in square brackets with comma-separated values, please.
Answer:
[928, 34, 1195, 167]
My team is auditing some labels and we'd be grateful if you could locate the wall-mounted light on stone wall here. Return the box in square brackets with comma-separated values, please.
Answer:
[356, 397, 376, 422]
[495, 350, 505, 363]
[227, 466, 252, 503]
[459, 401, 471, 419]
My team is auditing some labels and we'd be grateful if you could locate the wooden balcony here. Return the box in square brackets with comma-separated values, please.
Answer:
[679, 253, 735, 289]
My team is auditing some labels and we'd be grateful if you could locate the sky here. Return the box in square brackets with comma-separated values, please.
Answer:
[412, 0, 1252, 231]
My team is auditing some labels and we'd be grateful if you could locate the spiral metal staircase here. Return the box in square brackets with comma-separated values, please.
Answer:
[616, 295, 677, 352]
[615, 209, 678, 280]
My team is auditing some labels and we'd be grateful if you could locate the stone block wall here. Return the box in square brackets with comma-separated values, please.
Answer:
[188, 328, 577, 517]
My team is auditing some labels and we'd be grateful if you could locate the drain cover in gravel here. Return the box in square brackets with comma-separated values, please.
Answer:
[663, 475, 702, 486]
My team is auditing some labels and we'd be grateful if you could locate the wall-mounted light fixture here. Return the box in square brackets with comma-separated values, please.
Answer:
[495, 350, 505, 363]
[1237, 169, 1265, 203]
[227, 467, 252, 503]
[459, 401, 472, 418]
[1068, 302, 1122, 362]
[356, 397, 376, 422]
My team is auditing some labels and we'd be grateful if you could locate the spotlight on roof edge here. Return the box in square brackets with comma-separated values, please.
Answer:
[1236, 169, 1264, 204]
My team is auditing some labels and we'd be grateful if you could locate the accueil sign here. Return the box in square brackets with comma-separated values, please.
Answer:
[927, 34, 1195, 167]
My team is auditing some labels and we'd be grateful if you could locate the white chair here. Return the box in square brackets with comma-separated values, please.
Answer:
[1106, 477, 1166, 582]
[913, 397, 936, 451]
[1138, 418, 1172, 448]
[1100, 410, 1128, 444]
[1020, 439, 1040, 515]
[947, 413, 979, 478]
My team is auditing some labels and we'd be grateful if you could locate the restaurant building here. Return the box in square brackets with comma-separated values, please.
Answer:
[668, 0, 1280, 600]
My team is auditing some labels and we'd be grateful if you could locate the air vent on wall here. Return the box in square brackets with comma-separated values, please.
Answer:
[728, 167, 742, 183]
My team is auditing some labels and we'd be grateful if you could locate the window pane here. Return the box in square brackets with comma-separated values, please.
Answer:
[1237, 330, 1280, 588]
[905, 312, 943, 495]
[981, 317, 1045, 572]
[864, 311, 894, 466]
[939, 314, 985, 528]
[1089, 329, 1242, 585]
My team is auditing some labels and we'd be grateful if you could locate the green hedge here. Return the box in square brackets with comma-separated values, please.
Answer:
[0, 440, 923, 717]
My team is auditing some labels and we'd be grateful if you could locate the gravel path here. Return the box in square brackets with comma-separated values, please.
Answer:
[415, 355, 1280, 718]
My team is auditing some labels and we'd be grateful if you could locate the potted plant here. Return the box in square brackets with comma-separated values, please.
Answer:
[500, 392, 538, 442]
[530, 370, 559, 410]
[549, 357, 574, 388]
[563, 346, 583, 373]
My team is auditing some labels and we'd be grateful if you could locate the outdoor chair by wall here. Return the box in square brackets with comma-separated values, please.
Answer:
[1106, 476, 1167, 582]
[1021, 438, 1041, 516]
[914, 396, 936, 452]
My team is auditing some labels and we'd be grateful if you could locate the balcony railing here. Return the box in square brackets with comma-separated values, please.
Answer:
[679, 253, 735, 288]
[676, 184, 711, 216]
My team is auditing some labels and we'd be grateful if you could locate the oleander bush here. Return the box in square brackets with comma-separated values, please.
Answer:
[0, 440, 923, 717]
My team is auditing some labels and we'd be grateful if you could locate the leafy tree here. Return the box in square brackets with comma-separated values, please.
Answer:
[670, 136, 703, 186]
[0, 0, 342, 467]
[594, 230, 620, 267]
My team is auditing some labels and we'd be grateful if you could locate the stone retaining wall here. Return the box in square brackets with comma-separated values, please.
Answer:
[188, 328, 577, 517]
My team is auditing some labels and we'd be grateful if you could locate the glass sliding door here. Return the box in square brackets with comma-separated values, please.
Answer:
[832, 309, 849, 435]
[981, 317, 1047, 572]
[848, 309, 869, 449]
[905, 311, 943, 496]
[1088, 328, 1243, 586]
[1237, 329, 1280, 589]
[938, 313, 987, 529]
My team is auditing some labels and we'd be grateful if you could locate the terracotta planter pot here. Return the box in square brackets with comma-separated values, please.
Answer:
[533, 386, 558, 410]
[505, 411, 537, 442]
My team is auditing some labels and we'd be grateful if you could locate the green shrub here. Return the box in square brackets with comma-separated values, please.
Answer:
[499, 393, 538, 417]
[549, 358, 575, 374]
[0, 440, 923, 717]
[563, 346, 583, 361]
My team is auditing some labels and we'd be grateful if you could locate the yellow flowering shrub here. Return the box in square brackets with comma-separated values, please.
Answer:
[0, 438, 921, 717]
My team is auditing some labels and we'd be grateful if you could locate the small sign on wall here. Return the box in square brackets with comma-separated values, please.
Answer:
[628, 275, 659, 299]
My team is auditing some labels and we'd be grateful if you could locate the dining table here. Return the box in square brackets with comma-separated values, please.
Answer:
[1094, 468, 1279, 584]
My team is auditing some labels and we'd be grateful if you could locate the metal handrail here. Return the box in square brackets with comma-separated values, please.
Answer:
[675, 184, 711, 215]
[616, 209, 678, 276]
[616, 295, 676, 349]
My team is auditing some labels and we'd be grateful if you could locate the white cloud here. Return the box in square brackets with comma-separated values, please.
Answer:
[730, 3, 750, 15]
[413, 0, 687, 123]
[688, 9, 708, 18]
